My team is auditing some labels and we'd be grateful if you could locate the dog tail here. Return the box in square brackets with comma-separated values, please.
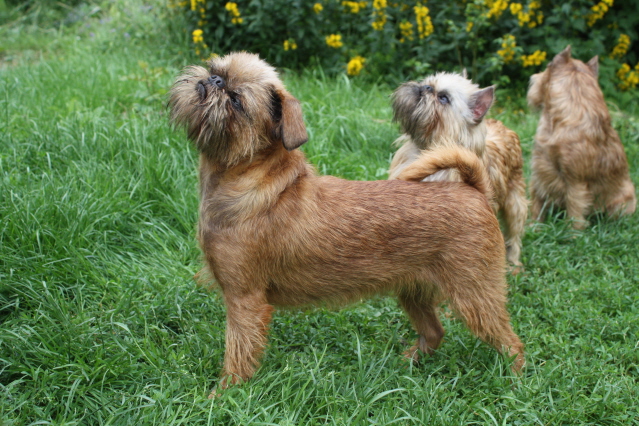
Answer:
[396, 146, 492, 198]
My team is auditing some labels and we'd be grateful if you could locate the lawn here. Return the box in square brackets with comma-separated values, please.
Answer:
[1, 1, 638, 425]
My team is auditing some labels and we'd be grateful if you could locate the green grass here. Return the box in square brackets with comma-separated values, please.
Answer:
[1, 1, 638, 425]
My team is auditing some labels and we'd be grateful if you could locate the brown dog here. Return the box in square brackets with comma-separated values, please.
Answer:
[389, 72, 528, 272]
[168, 52, 524, 395]
[527, 45, 636, 228]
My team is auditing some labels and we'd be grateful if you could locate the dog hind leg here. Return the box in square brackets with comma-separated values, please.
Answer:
[445, 277, 525, 373]
[398, 289, 445, 363]
[606, 180, 637, 218]
[502, 183, 528, 272]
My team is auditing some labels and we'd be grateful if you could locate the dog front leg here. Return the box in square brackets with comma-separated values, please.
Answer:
[605, 180, 637, 218]
[215, 290, 274, 394]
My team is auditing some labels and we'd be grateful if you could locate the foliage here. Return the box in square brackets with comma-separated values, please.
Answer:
[2, 1, 639, 424]
[174, 0, 639, 91]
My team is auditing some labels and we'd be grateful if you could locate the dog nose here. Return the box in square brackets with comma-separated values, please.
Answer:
[208, 75, 226, 89]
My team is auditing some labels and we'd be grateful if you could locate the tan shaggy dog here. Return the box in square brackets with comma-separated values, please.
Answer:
[527, 45, 636, 229]
[168, 52, 524, 396]
[389, 72, 528, 272]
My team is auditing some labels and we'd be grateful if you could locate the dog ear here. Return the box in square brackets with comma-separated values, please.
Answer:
[587, 55, 599, 77]
[553, 45, 572, 65]
[272, 89, 308, 151]
[469, 86, 495, 124]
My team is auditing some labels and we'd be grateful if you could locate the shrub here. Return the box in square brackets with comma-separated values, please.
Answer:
[172, 0, 638, 93]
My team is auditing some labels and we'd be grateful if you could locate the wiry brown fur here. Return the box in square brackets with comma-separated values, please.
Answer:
[169, 53, 524, 397]
[527, 45, 636, 228]
[389, 72, 528, 271]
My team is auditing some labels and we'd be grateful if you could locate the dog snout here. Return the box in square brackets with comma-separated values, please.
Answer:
[208, 75, 226, 89]
[414, 84, 433, 98]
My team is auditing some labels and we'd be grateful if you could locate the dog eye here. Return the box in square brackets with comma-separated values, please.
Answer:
[438, 94, 450, 105]
[229, 93, 242, 110]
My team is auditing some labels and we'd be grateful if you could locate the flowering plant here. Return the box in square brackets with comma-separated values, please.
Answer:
[171, 0, 638, 92]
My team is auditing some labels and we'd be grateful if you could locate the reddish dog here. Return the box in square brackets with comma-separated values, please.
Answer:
[169, 52, 524, 396]
[528, 45, 636, 228]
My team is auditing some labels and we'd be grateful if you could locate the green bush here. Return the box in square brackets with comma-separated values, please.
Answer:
[175, 0, 637, 92]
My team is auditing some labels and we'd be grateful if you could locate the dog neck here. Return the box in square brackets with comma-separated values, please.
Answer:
[198, 142, 312, 226]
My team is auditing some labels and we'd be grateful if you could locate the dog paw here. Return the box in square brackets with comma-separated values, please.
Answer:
[403, 345, 421, 365]
[208, 387, 221, 399]
[509, 264, 524, 276]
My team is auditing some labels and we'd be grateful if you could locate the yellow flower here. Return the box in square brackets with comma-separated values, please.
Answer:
[497, 34, 516, 64]
[325, 34, 344, 48]
[617, 62, 638, 91]
[620, 71, 638, 90]
[372, 0, 387, 30]
[588, 0, 613, 27]
[347, 56, 366, 76]
[192, 29, 204, 44]
[313, 3, 323, 13]
[485, 0, 509, 19]
[342, 1, 363, 13]
[414, 5, 433, 38]
[225, 2, 243, 24]
[617, 63, 631, 78]
[225, 2, 239, 15]
[611, 34, 630, 59]
[373, 0, 386, 9]
[283, 39, 298, 51]
[521, 50, 546, 67]
[517, 10, 530, 26]
[466, 21, 473, 32]
[512, 1, 543, 27]
[399, 21, 414, 42]
[372, 17, 387, 30]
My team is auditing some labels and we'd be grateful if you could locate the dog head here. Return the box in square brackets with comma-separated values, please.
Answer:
[168, 52, 308, 168]
[391, 72, 494, 154]
[527, 45, 599, 109]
